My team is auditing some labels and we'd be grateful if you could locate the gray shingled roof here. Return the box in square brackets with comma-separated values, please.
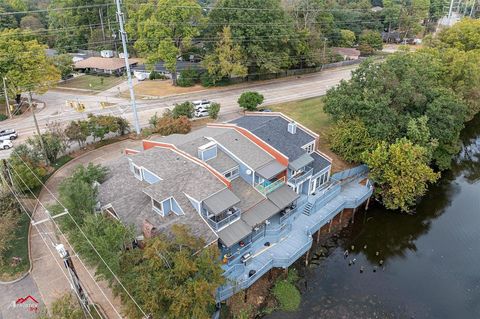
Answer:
[213, 129, 274, 170]
[131, 147, 225, 200]
[97, 158, 218, 243]
[230, 115, 317, 161]
[203, 188, 241, 216]
[289, 153, 314, 171]
[311, 152, 331, 174]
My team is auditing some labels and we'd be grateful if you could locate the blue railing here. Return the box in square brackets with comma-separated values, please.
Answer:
[331, 165, 368, 182]
[205, 209, 241, 230]
[288, 166, 313, 185]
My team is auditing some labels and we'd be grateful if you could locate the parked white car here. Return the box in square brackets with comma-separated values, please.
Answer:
[195, 109, 209, 118]
[192, 100, 211, 111]
[0, 129, 18, 141]
[1, 140, 13, 150]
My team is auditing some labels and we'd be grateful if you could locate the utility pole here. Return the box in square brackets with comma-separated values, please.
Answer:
[448, 0, 455, 22]
[55, 244, 91, 317]
[322, 37, 328, 64]
[115, 0, 141, 135]
[99, 8, 106, 41]
[28, 92, 49, 165]
[2, 77, 11, 119]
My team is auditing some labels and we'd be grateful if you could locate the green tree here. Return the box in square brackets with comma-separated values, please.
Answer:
[0, 29, 60, 100]
[8, 144, 47, 192]
[238, 91, 264, 111]
[207, 0, 298, 74]
[26, 132, 66, 164]
[329, 119, 376, 162]
[118, 225, 224, 319]
[338, 29, 356, 47]
[364, 138, 439, 212]
[435, 18, 480, 51]
[52, 54, 74, 80]
[38, 293, 84, 319]
[126, 0, 203, 85]
[176, 68, 199, 87]
[0, 192, 20, 264]
[202, 26, 247, 85]
[208, 102, 221, 119]
[358, 30, 383, 55]
[65, 120, 89, 148]
[172, 102, 194, 119]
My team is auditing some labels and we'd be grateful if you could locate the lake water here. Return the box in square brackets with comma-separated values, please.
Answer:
[267, 115, 480, 319]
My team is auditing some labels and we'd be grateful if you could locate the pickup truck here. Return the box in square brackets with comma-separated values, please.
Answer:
[0, 129, 18, 141]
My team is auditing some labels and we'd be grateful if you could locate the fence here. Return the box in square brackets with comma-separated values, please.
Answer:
[331, 165, 369, 182]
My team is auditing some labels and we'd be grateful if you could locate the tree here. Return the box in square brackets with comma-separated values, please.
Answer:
[118, 225, 224, 319]
[65, 120, 89, 148]
[8, 144, 48, 192]
[172, 102, 194, 119]
[0, 29, 60, 100]
[156, 114, 191, 136]
[38, 293, 84, 319]
[329, 119, 376, 162]
[208, 102, 221, 119]
[238, 91, 264, 111]
[207, 0, 298, 74]
[26, 132, 66, 164]
[435, 18, 480, 51]
[202, 26, 247, 85]
[176, 68, 199, 87]
[358, 30, 383, 55]
[364, 138, 439, 212]
[52, 54, 74, 80]
[0, 192, 20, 264]
[57, 163, 108, 230]
[126, 0, 203, 85]
[338, 29, 356, 47]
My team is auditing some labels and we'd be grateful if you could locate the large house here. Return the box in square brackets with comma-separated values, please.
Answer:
[97, 112, 373, 301]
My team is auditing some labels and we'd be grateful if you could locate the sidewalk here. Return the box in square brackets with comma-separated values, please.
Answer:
[29, 139, 141, 318]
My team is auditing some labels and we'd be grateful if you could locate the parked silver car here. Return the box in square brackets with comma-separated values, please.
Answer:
[1, 139, 13, 150]
[0, 129, 18, 141]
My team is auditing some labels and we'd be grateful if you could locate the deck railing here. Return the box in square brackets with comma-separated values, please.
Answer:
[254, 177, 285, 195]
[288, 166, 313, 185]
[205, 208, 241, 230]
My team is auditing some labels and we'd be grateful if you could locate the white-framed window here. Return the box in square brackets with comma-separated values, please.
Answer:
[133, 164, 142, 181]
[223, 166, 240, 180]
[302, 142, 315, 154]
[152, 199, 164, 216]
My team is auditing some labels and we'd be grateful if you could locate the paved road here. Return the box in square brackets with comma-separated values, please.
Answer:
[0, 65, 357, 159]
[0, 275, 44, 319]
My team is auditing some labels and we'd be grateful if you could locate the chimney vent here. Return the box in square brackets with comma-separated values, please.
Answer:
[287, 122, 297, 134]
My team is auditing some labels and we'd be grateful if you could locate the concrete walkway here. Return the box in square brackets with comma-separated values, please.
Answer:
[28, 139, 141, 318]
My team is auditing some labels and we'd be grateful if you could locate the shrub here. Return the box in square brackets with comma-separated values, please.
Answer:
[172, 101, 194, 119]
[177, 68, 199, 87]
[359, 30, 383, 55]
[208, 102, 221, 119]
[238, 91, 264, 111]
[149, 70, 168, 80]
[156, 115, 191, 136]
[0, 114, 8, 121]
[200, 72, 215, 87]
[272, 270, 301, 312]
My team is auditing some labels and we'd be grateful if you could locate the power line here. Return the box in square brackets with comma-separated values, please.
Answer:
[9, 150, 148, 318]
[0, 3, 113, 16]
[0, 170, 98, 319]
[6, 158, 124, 319]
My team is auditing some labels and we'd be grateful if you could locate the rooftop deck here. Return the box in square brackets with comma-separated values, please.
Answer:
[217, 170, 373, 301]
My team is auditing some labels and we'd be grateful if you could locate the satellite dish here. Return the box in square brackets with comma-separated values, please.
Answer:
[246, 169, 252, 175]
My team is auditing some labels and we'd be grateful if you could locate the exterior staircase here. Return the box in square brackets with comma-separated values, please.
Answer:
[303, 202, 313, 215]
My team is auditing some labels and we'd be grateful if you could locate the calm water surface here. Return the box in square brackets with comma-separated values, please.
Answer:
[268, 115, 480, 319]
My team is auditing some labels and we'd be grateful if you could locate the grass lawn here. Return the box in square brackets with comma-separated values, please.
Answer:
[124, 79, 206, 98]
[56, 75, 125, 91]
[269, 96, 352, 172]
[0, 212, 30, 281]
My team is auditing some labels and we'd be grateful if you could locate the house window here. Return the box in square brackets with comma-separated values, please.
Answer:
[133, 164, 142, 181]
[303, 142, 315, 154]
[224, 167, 239, 180]
[152, 199, 163, 216]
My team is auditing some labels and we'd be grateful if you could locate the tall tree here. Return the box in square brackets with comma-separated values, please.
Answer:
[119, 225, 225, 319]
[364, 138, 439, 212]
[126, 0, 203, 85]
[0, 29, 60, 101]
[435, 18, 480, 51]
[202, 26, 247, 84]
[207, 0, 298, 74]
